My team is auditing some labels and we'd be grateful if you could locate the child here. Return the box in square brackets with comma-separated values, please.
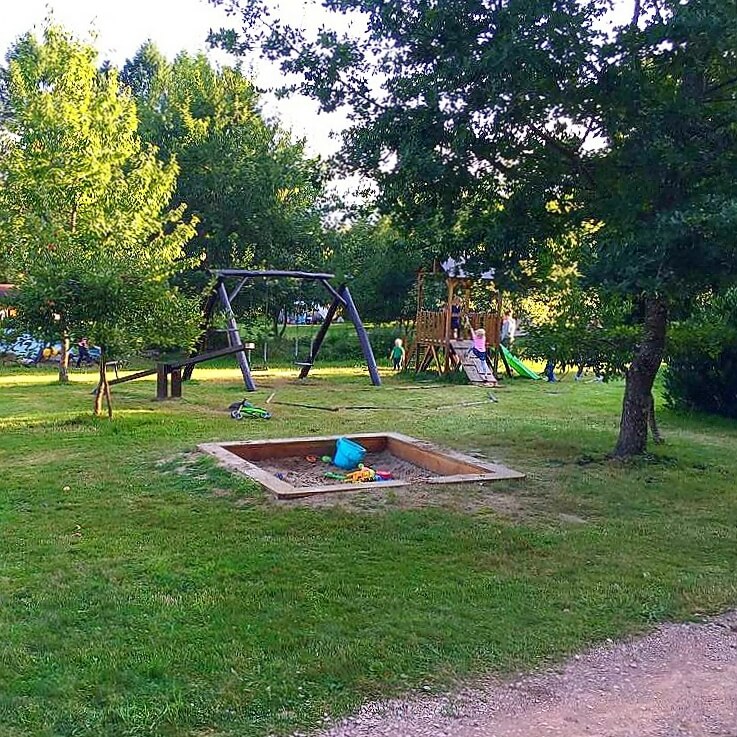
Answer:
[500, 310, 517, 347]
[389, 338, 405, 371]
[450, 296, 463, 339]
[468, 325, 498, 386]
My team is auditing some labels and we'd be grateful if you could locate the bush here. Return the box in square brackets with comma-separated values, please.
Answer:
[664, 289, 737, 418]
[250, 324, 409, 366]
[319, 325, 407, 362]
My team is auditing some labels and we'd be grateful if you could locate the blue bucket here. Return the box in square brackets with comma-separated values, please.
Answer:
[333, 437, 366, 470]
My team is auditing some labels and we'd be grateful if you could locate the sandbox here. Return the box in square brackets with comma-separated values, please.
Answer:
[199, 432, 524, 499]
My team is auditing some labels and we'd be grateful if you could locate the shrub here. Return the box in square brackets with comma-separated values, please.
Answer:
[664, 289, 737, 418]
[247, 324, 408, 366]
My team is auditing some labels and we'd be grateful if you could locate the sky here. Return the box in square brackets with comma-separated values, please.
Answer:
[0, 0, 634, 160]
[0, 0, 348, 158]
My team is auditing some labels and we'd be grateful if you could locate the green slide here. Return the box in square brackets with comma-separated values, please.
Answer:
[500, 345, 542, 380]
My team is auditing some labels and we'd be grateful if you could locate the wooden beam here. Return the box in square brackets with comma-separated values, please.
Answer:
[169, 343, 253, 369]
[184, 286, 220, 381]
[319, 279, 347, 307]
[156, 364, 169, 400]
[418, 346, 434, 372]
[170, 368, 182, 398]
[227, 277, 249, 304]
[213, 269, 335, 280]
[107, 368, 157, 387]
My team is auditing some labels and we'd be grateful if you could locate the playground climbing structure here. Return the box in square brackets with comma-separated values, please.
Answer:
[406, 259, 501, 379]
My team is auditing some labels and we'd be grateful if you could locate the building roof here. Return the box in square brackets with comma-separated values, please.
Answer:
[440, 257, 495, 281]
[0, 284, 16, 299]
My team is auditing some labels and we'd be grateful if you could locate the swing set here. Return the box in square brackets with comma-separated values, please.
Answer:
[185, 269, 381, 391]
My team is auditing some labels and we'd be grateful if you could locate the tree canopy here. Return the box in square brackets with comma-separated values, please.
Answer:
[121, 43, 328, 291]
[327, 216, 420, 324]
[0, 27, 199, 407]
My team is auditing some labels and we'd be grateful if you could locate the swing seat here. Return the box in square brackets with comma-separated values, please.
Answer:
[294, 361, 313, 367]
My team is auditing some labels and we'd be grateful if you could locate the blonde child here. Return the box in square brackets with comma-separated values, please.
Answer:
[468, 325, 498, 386]
[389, 338, 405, 371]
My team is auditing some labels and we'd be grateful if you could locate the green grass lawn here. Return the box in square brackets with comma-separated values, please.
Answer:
[1, 362, 736, 736]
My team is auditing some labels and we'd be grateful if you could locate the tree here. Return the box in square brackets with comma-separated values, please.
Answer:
[0, 27, 198, 409]
[327, 216, 421, 324]
[210, 0, 737, 455]
[121, 44, 327, 294]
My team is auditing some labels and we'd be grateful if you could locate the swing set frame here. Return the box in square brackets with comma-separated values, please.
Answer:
[185, 269, 381, 391]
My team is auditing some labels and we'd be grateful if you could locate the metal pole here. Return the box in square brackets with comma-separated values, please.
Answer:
[340, 285, 381, 387]
[217, 280, 256, 391]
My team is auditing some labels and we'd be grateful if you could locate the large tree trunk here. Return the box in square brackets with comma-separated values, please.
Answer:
[613, 297, 668, 457]
[58, 334, 70, 383]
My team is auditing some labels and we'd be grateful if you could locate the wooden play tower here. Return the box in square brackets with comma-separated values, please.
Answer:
[407, 259, 501, 377]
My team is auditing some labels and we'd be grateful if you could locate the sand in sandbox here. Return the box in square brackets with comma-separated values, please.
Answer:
[258, 450, 432, 488]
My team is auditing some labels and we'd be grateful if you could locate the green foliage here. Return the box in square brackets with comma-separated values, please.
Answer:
[519, 289, 638, 377]
[317, 324, 405, 362]
[664, 289, 737, 418]
[0, 27, 199, 363]
[327, 217, 421, 323]
[239, 323, 407, 364]
[2, 364, 737, 734]
[122, 44, 327, 293]
[211, 0, 737, 295]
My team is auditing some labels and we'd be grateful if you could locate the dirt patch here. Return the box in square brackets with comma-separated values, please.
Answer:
[258, 451, 432, 488]
[310, 611, 737, 737]
[156, 451, 202, 474]
[210, 488, 233, 498]
[251, 450, 524, 515]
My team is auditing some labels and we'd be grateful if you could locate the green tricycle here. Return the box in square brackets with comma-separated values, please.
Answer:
[229, 399, 272, 420]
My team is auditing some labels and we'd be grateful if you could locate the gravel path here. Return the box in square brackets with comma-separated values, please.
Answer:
[311, 611, 737, 737]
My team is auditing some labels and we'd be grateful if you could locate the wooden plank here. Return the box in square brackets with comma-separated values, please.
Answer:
[271, 480, 407, 499]
[384, 433, 525, 480]
[426, 470, 526, 484]
[418, 346, 434, 372]
[198, 443, 295, 496]
[319, 279, 347, 307]
[171, 342, 254, 369]
[217, 280, 256, 392]
[450, 340, 487, 384]
[213, 269, 335, 280]
[431, 346, 443, 374]
[340, 284, 381, 387]
[221, 433, 389, 462]
[387, 436, 482, 475]
[108, 368, 157, 387]
[184, 287, 219, 380]
[299, 293, 341, 380]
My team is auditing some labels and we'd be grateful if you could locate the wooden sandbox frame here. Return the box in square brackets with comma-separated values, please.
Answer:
[199, 432, 525, 499]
